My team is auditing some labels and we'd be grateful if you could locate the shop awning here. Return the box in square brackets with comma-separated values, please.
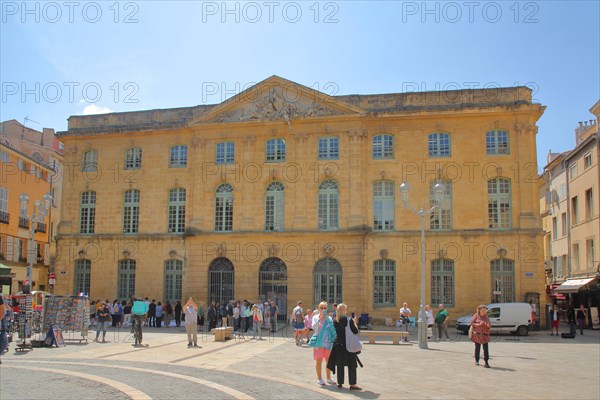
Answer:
[554, 278, 597, 293]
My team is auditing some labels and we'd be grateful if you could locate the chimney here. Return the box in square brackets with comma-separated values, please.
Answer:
[42, 128, 55, 148]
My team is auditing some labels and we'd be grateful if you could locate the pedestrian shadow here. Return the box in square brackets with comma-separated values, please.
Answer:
[488, 366, 516, 372]
[321, 386, 380, 398]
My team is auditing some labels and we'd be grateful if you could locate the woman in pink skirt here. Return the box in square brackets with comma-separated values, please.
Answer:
[312, 301, 337, 386]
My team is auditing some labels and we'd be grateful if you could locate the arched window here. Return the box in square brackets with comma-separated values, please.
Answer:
[318, 180, 339, 230]
[488, 178, 511, 229]
[373, 181, 395, 231]
[430, 180, 452, 230]
[491, 259, 515, 303]
[80, 191, 96, 234]
[431, 259, 454, 307]
[168, 188, 186, 233]
[215, 184, 233, 231]
[74, 259, 91, 295]
[123, 189, 140, 234]
[208, 257, 234, 305]
[428, 132, 451, 157]
[265, 182, 285, 231]
[118, 259, 136, 299]
[373, 259, 395, 306]
[164, 259, 183, 303]
[313, 258, 342, 306]
[372, 134, 394, 159]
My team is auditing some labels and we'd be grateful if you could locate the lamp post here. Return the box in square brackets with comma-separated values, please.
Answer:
[399, 181, 445, 350]
[19, 192, 52, 294]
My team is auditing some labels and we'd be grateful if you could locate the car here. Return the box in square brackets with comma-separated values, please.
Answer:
[456, 302, 535, 336]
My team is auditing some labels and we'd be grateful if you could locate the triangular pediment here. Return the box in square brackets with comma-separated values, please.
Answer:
[192, 76, 364, 125]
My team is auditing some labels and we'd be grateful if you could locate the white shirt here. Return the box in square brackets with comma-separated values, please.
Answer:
[184, 306, 197, 326]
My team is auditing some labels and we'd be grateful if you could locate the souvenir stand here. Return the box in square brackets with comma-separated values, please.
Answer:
[43, 295, 91, 344]
[15, 293, 34, 352]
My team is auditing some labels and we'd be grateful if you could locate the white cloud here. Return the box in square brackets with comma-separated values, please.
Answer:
[81, 104, 113, 115]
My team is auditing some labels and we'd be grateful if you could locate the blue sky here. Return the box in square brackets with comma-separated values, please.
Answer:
[1, 1, 599, 168]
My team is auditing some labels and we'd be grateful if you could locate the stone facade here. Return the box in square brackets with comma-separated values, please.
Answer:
[54, 76, 546, 321]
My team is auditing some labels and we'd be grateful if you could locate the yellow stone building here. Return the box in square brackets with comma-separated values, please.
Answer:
[53, 76, 546, 321]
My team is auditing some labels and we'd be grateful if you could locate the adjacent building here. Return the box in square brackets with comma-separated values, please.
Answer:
[0, 119, 63, 294]
[53, 76, 546, 321]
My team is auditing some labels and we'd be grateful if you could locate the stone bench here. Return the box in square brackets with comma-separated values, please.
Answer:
[212, 326, 234, 341]
[361, 330, 409, 345]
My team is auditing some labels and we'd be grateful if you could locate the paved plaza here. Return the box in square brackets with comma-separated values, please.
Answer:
[1, 325, 598, 400]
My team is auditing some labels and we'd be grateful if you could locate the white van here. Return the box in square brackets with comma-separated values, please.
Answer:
[456, 302, 535, 336]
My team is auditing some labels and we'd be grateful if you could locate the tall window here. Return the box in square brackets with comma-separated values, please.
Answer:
[372, 134, 394, 159]
[215, 184, 233, 231]
[266, 139, 286, 162]
[82, 150, 98, 172]
[584, 152, 592, 169]
[428, 133, 450, 157]
[569, 163, 578, 180]
[586, 239, 595, 270]
[373, 181, 395, 231]
[486, 130, 509, 155]
[123, 189, 140, 234]
[164, 259, 183, 303]
[585, 188, 594, 220]
[488, 178, 511, 229]
[265, 182, 285, 231]
[80, 191, 96, 234]
[169, 145, 188, 167]
[571, 196, 578, 225]
[431, 259, 454, 307]
[125, 147, 142, 170]
[572, 243, 580, 270]
[491, 259, 515, 303]
[552, 217, 558, 240]
[430, 180, 452, 230]
[0, 150, 9, 162]
[373, 259, 395, 306]
[118, 259, 136, 299]
[318, 180, 339, 230]
[561, 213, 567, 236]
[216, 142, 235, 164]
[74, 259, 91, 295]
[318, 137, 339, 160]
[0, 187, 8, 224]
[168, 188, 186, 233]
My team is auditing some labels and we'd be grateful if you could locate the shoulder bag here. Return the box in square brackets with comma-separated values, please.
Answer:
[345, 318, 362, 354]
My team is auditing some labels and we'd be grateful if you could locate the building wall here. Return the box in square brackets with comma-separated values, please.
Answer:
[54, 77, 546, 320]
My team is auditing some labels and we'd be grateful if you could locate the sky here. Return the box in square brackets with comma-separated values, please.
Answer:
[1, 1, 599, 169]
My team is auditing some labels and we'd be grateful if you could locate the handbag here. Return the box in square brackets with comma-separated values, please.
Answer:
[345, 318, 362, 354]
[468, 325, 473, 340]
[308, 318, 325, 348]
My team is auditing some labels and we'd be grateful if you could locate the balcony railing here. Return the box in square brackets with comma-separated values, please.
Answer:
[36, 222, 47, 233]
[0, 210, 8, 224]
[18, 216, 30, 229]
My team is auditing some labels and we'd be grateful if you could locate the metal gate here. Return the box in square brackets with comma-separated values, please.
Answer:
[313, 258, 342, 307]
[259, 257, 287, 321]
[208, 257, 234, 305]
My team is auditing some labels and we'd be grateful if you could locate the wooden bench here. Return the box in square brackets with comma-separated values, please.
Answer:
[361, 330, 409, 345]
[212, 326, 234, 341]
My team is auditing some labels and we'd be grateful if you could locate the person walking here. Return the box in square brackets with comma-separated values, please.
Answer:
[184, 298, 200, 347]
[148, 299, 157, 327]
[471, 304, 491, 368]
[312, 302, 336, 386]
[164, 301, 173, 327]
[122, 300, 132, 328]
[251, 303, 264, 339]
[435, 304, 450, 341]
[174, 300, 183, 327]
[131, 297, 148, 345]
[95, 302, 111, 342]
[327, 303, 362, 390]
[292, 301, 305, 345]
[269, 300, 278, 332]
[399, 302, 411, 342]
[208, 302, 217, 331]
[576, 305, 586, 335]
[233, 301, 241, 333]
[549, 304, 560, 336]
[243, 301, 252, 333]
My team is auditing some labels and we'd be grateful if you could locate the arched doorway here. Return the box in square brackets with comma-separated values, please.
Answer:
[208, 257, 234, 305]
[259, 257, 288, 321]
[313, 258, 342, 308]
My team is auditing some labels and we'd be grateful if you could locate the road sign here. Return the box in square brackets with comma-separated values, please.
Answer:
[23, 279, 29, 286]
[49, 273, 56, 279]
[49, 279, 56, 285]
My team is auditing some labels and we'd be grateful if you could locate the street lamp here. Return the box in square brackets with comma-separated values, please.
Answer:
[399, 181, 445, 349]
[19, 192, 52, 294]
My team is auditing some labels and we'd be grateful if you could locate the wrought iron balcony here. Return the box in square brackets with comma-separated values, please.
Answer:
[0, 210, 8, 224]
[36, 222, 47, 233]
[18, 216, 30, 229]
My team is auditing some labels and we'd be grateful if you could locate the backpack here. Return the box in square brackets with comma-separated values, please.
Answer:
[295, 308, 303, 323]
[227, 303, 234, 316]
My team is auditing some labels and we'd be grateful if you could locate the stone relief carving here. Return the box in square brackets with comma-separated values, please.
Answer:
[212, 87, 343, 125]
